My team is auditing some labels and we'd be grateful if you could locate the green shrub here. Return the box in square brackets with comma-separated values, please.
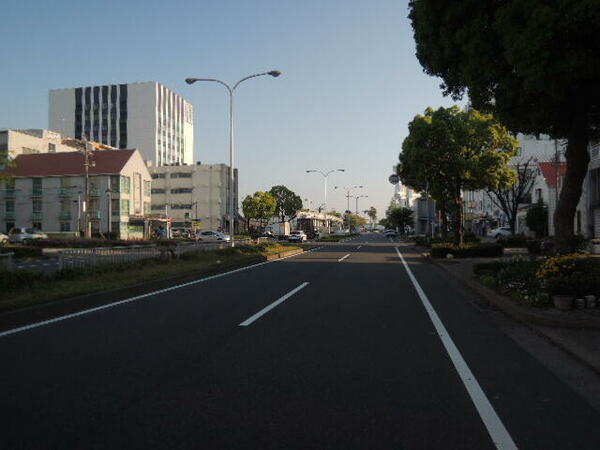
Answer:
[473, 261, 506, 277]
[414, 236, 430, 247]
[463, 231, 481, 243]
[0, 269, 48, 291]
[537, 254, 600, 296]
[526, 239, 542, 254]
[497, 235, 529, 248]
[0, 246, 43, 258]
[430, 242, 503, 258]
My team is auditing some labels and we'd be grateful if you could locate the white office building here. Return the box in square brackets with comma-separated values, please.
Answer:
[49, 82, 194, 166]
[149, 163, 238, 232]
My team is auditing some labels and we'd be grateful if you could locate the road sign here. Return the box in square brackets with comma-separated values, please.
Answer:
[388, 174, 399, 185]
[191, 220, 202, 229]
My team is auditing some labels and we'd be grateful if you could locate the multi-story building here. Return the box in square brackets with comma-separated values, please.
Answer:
[49, 82, 194, 166]
[1, 149, 152, 238]
[0, 129, 101, 159]
[149, 163, 238, 232]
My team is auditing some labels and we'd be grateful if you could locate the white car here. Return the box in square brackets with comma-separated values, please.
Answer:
[487, 226, 512, 239]
[0, 232, 8, 243]
[196, 230, 231, 242]
[288, 230, 307, 242]
[8, 228, 48, 244]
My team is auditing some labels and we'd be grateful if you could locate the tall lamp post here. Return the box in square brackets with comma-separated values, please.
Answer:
[334, 185, 363, 213]
[353, 195, 368, 215]
[305, 168, 345, 212]
[185, 70, 281, 247]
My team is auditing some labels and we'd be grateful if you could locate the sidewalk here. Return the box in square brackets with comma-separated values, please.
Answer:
[420, 249, 600, 375]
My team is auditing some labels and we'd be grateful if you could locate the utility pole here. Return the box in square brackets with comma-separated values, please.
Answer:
[82, 139, 95, 238]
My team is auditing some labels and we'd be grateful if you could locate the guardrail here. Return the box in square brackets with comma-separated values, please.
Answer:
[57, 238, 258, 270]
[0, 253, 14, 271]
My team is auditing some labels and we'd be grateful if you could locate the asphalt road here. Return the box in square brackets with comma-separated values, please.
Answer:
[1, 233, 599, 449]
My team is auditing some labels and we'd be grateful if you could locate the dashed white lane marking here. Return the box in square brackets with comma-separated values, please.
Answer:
[239, 282, 309, 326]
[0, 250, 308, 339]
[395, 247, 517, 450]
[338, 254, 350, 262]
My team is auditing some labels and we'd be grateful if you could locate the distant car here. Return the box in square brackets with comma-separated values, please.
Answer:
[197, 230, 231, 242]
[288, 230, 307, 242]
[487, 226, 512, 239]
[0, 232, 8, 243]
[8, 228, 48, 244]
[384, 229, 398, 237]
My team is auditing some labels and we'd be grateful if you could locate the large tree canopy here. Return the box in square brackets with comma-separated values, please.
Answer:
[409, 0, 600, 249]
[400, 106, 517, 244]
[269, 185, 303, 223]
[242, 191, 277, 232]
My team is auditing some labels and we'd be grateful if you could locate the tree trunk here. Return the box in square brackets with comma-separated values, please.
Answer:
[454, 194, 464, 245]
[440, 199, 448, 240]
[554, 113, 590, 253]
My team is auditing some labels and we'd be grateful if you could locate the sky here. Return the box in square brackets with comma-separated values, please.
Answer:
[0, 0, 460, 220]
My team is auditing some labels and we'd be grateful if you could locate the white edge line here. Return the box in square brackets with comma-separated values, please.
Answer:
[394, 246, 517, 450]
[239, 282, 309, 326]
[0, 249, 307, 339]
[338, 253, 351, 262]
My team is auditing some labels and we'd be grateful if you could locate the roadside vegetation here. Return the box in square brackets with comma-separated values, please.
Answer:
[0, 242, 300, 314]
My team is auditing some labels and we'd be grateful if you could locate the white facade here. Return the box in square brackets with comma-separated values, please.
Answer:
[0, 129, 84, 158]
[49, 82, 194, 166]
[1, 149, 152, 238]
[149, 163, 238, 231]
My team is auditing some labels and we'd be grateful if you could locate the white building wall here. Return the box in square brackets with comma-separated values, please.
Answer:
[48, 90, 75, 138]
[0, 129, 77, 158]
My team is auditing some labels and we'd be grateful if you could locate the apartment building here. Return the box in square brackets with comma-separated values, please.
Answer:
[1, 149, 151, 238]
[49, 82, 194, 166]
[149, 163, 238, 231]
[0, 129, 103, 159]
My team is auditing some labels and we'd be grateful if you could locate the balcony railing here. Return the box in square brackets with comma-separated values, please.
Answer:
[59, 211, 72, 220]
[31, 211, 43, 220]
[4, 211, 15, 220]
[89, 188, 101, 197]
[3, 190, 15, 198]
[89, 211, 101, 220]
[59, 188, 73, 197]
[31, 189, 43, 197]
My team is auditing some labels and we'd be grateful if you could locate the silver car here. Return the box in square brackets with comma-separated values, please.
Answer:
[8, 228, 48, 244]
[197, 230, 231, 242]
[0, 232, 8, 243]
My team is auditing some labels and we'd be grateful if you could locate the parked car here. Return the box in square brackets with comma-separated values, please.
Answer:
[384, 229, 398, 237]
[196, 230, 231, 242]
[0, 232, 8, 243]
[8, 228, 48, 244]
[487, 226, 512, 239]
[288, 230, 307, 242]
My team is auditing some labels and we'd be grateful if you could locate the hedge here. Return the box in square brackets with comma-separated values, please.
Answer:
[430, 242, 503, 258]
[0, 246, 44, 258]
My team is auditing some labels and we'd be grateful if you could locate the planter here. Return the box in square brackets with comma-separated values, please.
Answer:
[591, 244, 600, 255]
[552, 295, 574, 311]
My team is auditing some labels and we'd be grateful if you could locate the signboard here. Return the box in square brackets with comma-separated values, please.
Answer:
[388, 174, 399, 185]
[191, 220, 202, 229]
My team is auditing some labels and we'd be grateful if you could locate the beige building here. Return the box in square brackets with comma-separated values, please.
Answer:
[0, 129, 101, 159]
[149, 163, 238, 232]
[1, 149, 152, 238]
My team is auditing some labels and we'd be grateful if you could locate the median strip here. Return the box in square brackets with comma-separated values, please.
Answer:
[239, 282, 309, 326]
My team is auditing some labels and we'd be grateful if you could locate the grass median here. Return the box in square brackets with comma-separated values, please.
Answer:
[0, 242, 301, 314]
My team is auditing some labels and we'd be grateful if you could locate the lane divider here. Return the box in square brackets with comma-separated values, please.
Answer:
[394, 246, 517, 450]
[338, 254, 351, 262]
[239, 282, 309, 326]
[0, 249, 309, 339]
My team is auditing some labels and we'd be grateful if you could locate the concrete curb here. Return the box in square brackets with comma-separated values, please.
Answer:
[265, 248, 305, 260]
[417, 248, 600, 376]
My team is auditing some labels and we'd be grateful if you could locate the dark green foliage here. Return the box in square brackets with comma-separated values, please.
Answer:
[0, 246, 43, 257]
[430, 242, 503, 258]
[0, 269, 47, 291]
[269, 185, 303, 223]
[526, 239, 542, 254]
[496, 235, 529, 248]
[526, 201, 548, 237]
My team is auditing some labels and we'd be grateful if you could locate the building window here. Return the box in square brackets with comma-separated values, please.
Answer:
[120, 199, 130, 215]
[48, 143, 56, 153]
[144, 181, 151, 197]
[32, 222, 42, 230]
[5, 199, 14, 213]
[151, 204, 165, 210]
[535, 188, 542, 202]
[60, 222, 71, 232]
[32, 199, 42, 213]
[151, 188, 166, 194]
[151, 173, 166, 179]
[171, 204, 192, 210]
[120, 176, 131, 194]
[111, 199, 120, 216]
[170, 172, 192, 178]
[171, 188, 193, 194]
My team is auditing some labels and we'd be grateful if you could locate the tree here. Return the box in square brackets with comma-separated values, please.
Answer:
[241, 191, 277, 233]
[344, 213, 367, 230]
[487, 157, 537, 235]
[400, 106, 517, 244]
[526, 200, 549, 238]
[367, 207, 377, 225]
[269, 185, 303, 223]
[387, 207, 414, 234]
[409, 0, 600, 251]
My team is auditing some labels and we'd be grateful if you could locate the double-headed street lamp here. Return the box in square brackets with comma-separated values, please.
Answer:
[185, 70, 281, 246]
[353, 194, 368, 215]
[334, 185, 363, 213]
[305, 168, 345, 212]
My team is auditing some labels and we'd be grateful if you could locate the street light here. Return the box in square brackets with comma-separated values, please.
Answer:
[334, 185, 363, 213]
[105, 188, 112, 238]
[185, 70, 281, 246]
[353, 195, 368, 215]
[305, 168, 345, 212]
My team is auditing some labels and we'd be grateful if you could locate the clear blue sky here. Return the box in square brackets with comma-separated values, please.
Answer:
[1, 0, 459, 219]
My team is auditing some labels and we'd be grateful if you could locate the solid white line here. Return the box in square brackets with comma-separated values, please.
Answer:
[338, 254, 350, 262]
[394, 247, 517, 450]
[0, 250, 306, 339]
[239, 282, 309, 326]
